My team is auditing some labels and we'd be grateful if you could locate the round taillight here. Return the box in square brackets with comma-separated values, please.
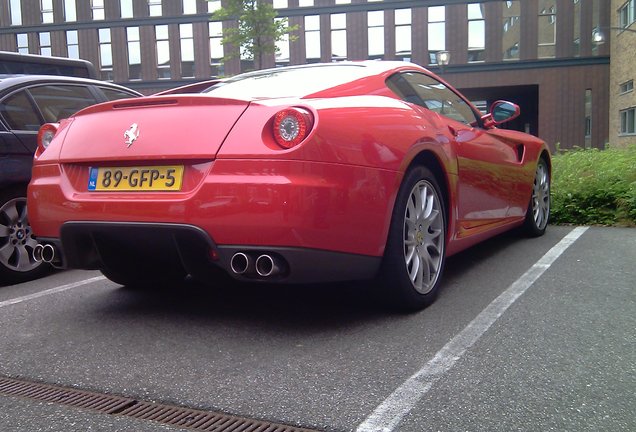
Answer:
[272, 108, 313, 149]
[37, 123, 59, 151]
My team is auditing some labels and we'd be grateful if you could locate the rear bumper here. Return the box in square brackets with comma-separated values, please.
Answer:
[42, 221, 381, 284]
[28, 158, 399, 257]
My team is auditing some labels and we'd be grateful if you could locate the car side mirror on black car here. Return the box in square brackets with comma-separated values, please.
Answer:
[481, 100, 521, 129]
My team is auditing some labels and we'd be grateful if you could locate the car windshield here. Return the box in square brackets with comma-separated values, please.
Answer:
[203, 63, 369, 99]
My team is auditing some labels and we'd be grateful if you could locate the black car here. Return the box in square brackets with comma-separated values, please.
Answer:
[0, 75, 141, 284]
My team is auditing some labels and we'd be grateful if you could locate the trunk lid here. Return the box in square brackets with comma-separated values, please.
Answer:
[57, 95, 250, 163]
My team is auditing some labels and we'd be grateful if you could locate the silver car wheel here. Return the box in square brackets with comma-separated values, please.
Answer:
[403, 179, 445, 295]
[532, 160, 550, 231]
[0, 197, 41, 273]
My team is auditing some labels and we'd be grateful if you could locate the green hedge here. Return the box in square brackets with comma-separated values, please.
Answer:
[551, 145, 636, 226]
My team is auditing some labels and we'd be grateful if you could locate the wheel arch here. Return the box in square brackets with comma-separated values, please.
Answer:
[404, 150, 453, 240]
[539, 149, 552, 174]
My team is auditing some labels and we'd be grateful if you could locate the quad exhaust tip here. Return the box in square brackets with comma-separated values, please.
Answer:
[229, 252, 251, 275]
[255, 254, 280, 277]
[230, 252, 286, 278]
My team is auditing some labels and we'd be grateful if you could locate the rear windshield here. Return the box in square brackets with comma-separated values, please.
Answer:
[204, 64, 369, 99]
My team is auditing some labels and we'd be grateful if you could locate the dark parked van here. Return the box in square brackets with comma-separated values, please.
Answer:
[0, 51, 98, 79]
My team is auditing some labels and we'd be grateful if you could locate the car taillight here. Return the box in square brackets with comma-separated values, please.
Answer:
[37, 122, 59, 153]
[272, 108, 313, 149]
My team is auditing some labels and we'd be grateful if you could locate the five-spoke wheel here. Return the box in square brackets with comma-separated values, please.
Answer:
[0, 190, 49, 284]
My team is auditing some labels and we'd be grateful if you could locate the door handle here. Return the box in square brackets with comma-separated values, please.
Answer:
[447, 125, 458, 137]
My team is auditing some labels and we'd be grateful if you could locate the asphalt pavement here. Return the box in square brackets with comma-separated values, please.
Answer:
[0, 226, 634, 432]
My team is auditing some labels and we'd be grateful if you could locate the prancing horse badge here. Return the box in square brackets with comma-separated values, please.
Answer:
[124, 123, 139, 147]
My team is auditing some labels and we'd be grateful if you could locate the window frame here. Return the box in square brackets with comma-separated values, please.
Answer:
[538, 2, 557, 58]
[619, 107, 636, 135]
[619, 80, 634, 95]
[618, 0, 635, 29]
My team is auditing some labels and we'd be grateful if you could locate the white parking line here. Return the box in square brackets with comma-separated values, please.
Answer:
[357, 226, 589, 432]
[0, 276, 107, 309]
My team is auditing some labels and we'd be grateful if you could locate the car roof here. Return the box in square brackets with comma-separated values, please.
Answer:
[201, 61, 428, 100]
[0, 74, 142, 95]
[225, 60, 423, 82]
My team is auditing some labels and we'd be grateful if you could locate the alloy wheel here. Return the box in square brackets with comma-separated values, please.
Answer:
[0, 197, 41, 273]
[532, 160, 550, 231]
[402, 179, 445, 295]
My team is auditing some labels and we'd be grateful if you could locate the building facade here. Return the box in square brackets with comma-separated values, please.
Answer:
[609, 0, 636, 148]
[0, 0, 623, 151]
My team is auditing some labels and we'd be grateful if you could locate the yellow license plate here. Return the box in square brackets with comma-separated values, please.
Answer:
[88, 165, 184, 191]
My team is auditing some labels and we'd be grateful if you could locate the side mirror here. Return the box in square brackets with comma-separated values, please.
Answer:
[481, 100, 520, 128]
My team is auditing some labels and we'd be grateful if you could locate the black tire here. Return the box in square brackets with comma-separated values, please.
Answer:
[379, 166, 447, 311]
[523, 157, 550, 237]
[0, 187, 50, 285]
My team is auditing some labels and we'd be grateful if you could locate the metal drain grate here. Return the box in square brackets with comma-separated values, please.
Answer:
[0, 376, 321, 432]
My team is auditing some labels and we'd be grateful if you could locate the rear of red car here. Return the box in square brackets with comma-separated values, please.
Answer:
[27, 63, 425, 286]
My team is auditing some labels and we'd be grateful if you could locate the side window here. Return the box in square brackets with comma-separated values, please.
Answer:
[388, 72, 479, 126]
[99, 87, 138, 101]
[0, 91, 41, 131]
[28, 85, 99, 123]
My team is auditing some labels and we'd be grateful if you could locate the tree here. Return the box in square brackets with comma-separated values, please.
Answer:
[211, 0, 297, 71]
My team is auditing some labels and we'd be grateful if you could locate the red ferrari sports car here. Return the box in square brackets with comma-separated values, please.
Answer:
[27, 61, 550, 310]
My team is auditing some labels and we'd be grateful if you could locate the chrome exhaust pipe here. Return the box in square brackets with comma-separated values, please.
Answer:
[33, 244, 44, 262]
[230, 252, 251, 275]
[255, 254, 282, 277]
[41, 244, 56, 263]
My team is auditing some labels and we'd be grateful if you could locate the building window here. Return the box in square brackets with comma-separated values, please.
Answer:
[127, 27, 141, 80]
[273, 0, 288, 8]
[208, 0, 221, 13]
[368, 11, 384, 59]
[64, 0, 77, 21]
[180, 24, 195, 78]
[395, 9, 412, 61]
[275, 17, 291, 66]
[503, 1, 520, 60]
[573, 0, 581, 56]
[619, 0, 636, 28]
[538, 1, 556, 58]
[67, 30, 79, 59]
[156, 25, 171, 79]
[305, 15, 321, 63]
[98, 28, 113, 80]
[620, 107, 636, 135]
[121, 0, 133, 18]
[620, 80, 634, 94]
[39, 32, 52, 56]
[467, 3, 485, 62]
[91, 0, 104, 20]
[149, 0, 162, 17]
[209, 22, 224, 76]
[298, 0, 314, 6]
[16, 34, 28, 54]
[331, 13, 347, 61]
[41, 0, 54, 23]
[183, 0, 196, 14]
[428, 6, 446, 65]
[592, 0, 600, 55]
[10, 0, 22, 25]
